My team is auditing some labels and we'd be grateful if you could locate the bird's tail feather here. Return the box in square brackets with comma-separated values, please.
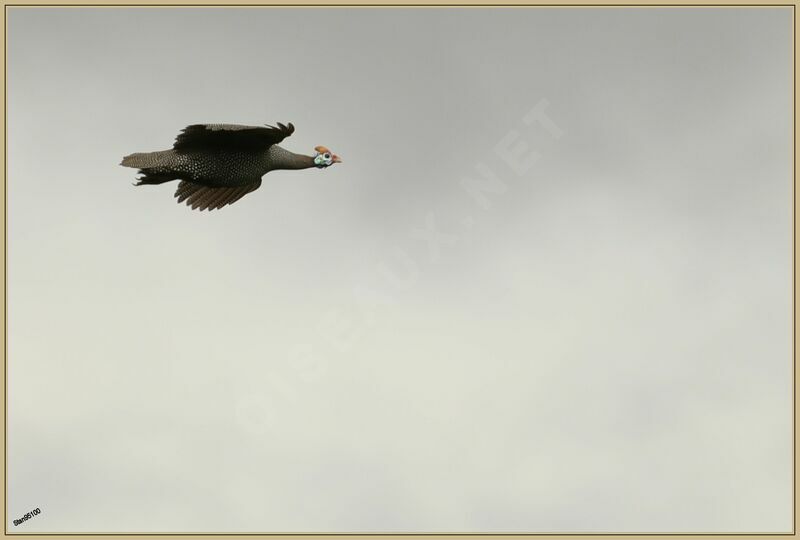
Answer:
[120, 150, 173, 169]
[121, 150, 182, 186]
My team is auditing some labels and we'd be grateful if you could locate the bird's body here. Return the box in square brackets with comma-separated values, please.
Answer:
[120, 123, 340, 211]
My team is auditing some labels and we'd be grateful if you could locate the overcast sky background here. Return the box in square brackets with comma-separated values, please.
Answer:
[7, 7, 793, 533]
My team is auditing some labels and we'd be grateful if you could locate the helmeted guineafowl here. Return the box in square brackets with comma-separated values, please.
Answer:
[120, 123, 341, 211]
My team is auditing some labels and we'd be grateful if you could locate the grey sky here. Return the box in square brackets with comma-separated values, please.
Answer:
[7, 6, 793, 533]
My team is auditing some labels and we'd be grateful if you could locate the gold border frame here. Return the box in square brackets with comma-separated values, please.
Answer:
[1, 2, 794, 538]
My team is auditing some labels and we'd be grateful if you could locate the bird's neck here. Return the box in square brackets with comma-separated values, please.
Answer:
[268, 146, 316, 170]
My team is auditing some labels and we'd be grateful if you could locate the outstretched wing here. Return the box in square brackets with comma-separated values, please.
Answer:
[172, 123, 295, 153]
[174, 180, 263, 211]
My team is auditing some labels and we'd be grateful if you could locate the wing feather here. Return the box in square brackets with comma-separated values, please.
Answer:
[174, 181, 202, 203]
[172, 123, 295, 153]
[204, 187, 236, 211]
[173, 180, 262, 211]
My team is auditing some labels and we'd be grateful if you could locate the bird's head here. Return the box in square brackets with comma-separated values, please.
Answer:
[313, 146, 342, 168]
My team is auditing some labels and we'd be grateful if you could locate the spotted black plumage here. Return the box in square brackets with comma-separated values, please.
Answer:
[120, 123, 341, 211]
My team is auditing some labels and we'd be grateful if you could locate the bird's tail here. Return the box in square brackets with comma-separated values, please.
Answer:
[121, 150, 182, 186]
[120, 150, 173, 169]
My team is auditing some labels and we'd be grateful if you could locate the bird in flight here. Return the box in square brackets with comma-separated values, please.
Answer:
[120, 123, 341, 211]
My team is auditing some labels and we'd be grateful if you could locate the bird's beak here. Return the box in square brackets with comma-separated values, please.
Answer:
[332, 154, 342, 163]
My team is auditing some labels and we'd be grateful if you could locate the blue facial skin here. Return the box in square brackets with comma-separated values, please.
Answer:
[314, 151, 334, 168]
